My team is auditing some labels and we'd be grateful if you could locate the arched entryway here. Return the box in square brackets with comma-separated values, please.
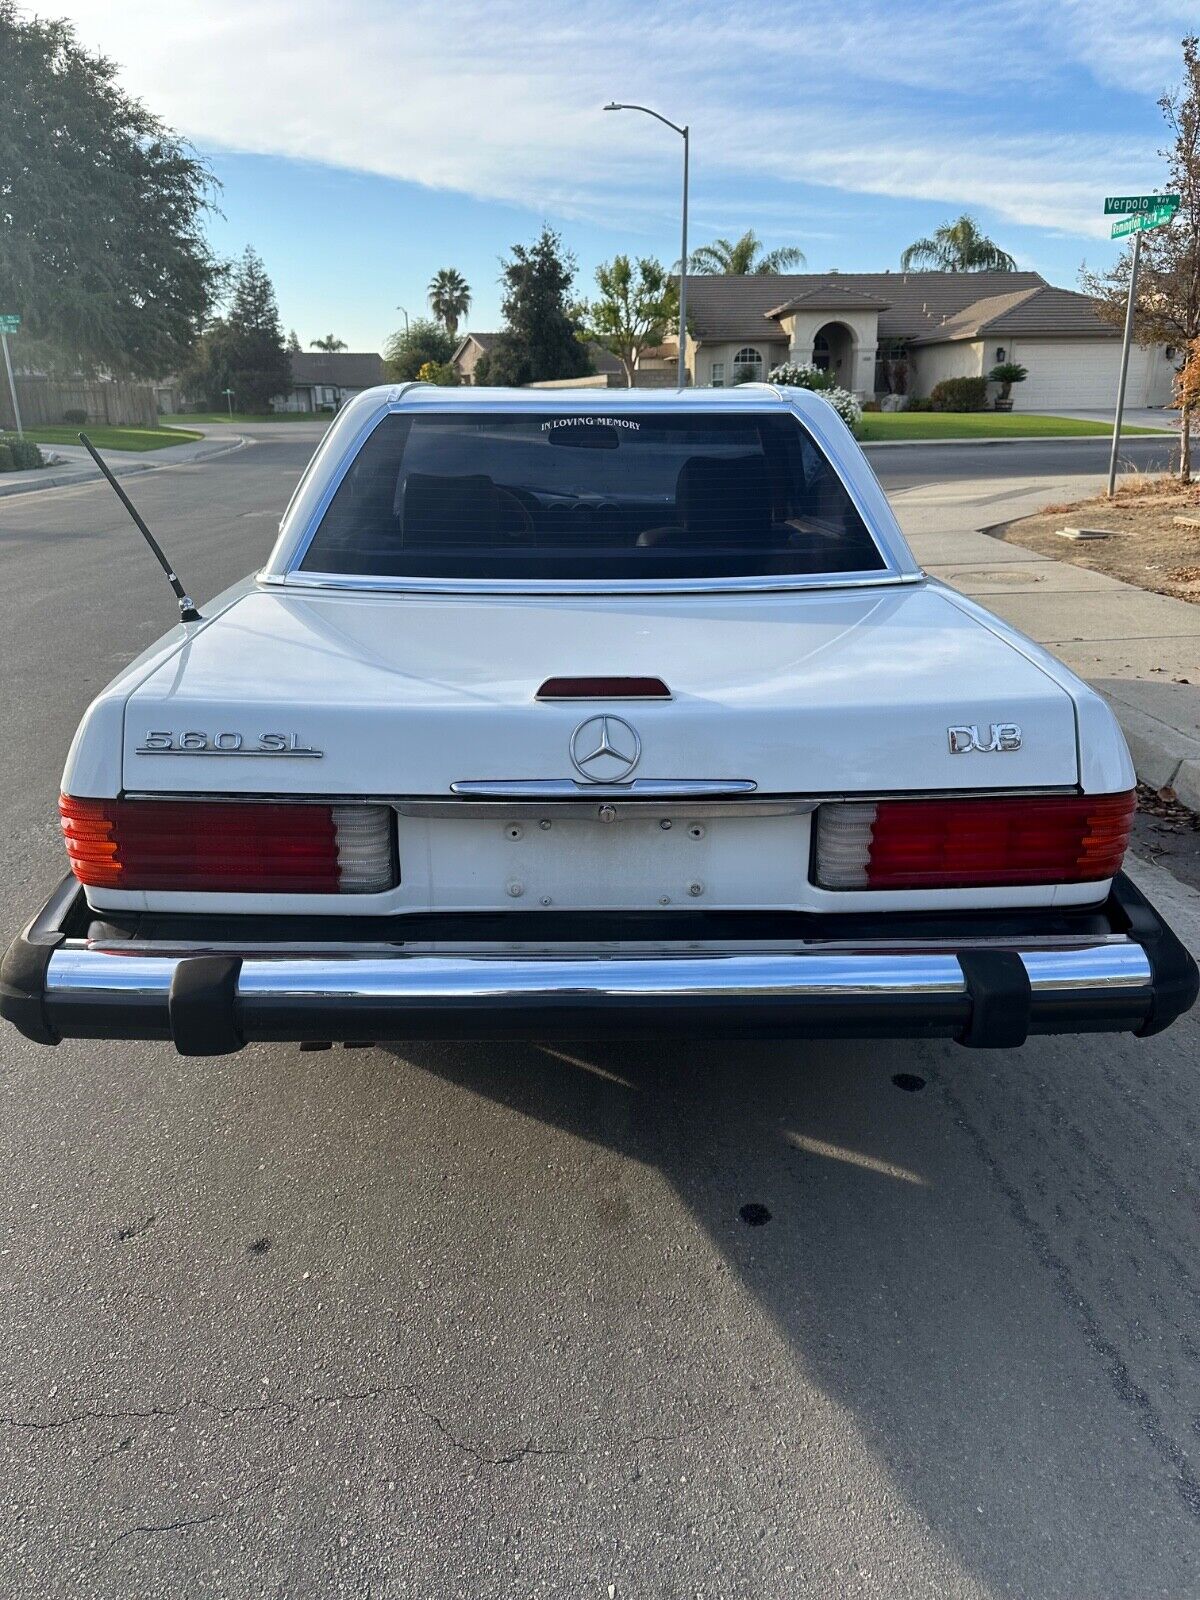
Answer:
[811, 321, 856, 383]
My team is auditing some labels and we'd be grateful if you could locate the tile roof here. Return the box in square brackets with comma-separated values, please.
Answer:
[679, 270, 1053, 343]
[289, 351, 385, 387]
[765, 285, 893, 315]
[456, 331, 502, 353]
[911, 284, 1119, 341]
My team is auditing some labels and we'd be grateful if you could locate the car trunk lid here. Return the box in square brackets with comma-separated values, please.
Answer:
[122, 582, 1080, 796]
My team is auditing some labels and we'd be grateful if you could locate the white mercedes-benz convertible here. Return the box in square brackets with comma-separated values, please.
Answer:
[3, 384, 1195, 1055]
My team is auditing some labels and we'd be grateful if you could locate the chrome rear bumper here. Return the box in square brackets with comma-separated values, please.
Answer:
[2, 876, 1195, 1055]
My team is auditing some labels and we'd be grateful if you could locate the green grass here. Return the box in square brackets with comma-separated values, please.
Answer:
[163, 411, 325, 424]
[856, 411, 1171, 442]
[7, 424, 204, 452]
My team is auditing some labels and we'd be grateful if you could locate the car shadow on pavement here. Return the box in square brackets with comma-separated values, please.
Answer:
[383, 1031, 1198, 1597]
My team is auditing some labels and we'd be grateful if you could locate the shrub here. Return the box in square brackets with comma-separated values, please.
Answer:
[861, 399, 882, 412]
[61, 407, 87, 425]
[908, 397, 934, 412]
[769, 361, 862, 433]
[0, 443, 12, 472]
[987, 361, 1028, 401]
[770, 361, 834, 391]
[929, 376, 988, 412]
[416, 360, 460, 386]
[5, 437, 44, 469]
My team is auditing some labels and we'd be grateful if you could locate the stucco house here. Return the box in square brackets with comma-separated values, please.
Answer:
[677, 271, 1177, 408]
[271, 351, 385, 413]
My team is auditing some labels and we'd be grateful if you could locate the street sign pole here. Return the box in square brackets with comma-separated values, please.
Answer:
[1, 330, 22, 437]
[1107, 227, 1142, 499]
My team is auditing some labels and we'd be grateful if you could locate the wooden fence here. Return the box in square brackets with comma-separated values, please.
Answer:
[0, 378, 158, 430]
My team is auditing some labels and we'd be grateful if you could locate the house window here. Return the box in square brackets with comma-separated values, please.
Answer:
[710, 361, 725, 387]
[812, 333, 830, 372]
[732, 347, 763, 381]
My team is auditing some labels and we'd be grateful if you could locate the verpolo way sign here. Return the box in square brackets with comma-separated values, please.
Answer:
[1104, 194, 1180, 215]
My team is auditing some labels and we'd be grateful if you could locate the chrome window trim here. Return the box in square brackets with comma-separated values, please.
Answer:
[264, 386, 920, 591]
[261, 569, 921, 598]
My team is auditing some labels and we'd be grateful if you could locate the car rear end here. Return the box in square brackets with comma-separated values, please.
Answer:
[3, 386, 1195, 1053]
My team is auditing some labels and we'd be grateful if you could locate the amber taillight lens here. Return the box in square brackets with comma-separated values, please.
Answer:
[59, 796, 394, 894]
[814, 792, 1136, 890]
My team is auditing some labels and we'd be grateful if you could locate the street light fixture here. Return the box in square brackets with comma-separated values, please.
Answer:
[604, 102, 689, 389]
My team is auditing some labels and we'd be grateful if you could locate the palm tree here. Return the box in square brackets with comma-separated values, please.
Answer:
[900, 215, 1017, 272]
[428, 268, 472, 339]
[687, 229, 805, 275]
[310, 334, 347, 351]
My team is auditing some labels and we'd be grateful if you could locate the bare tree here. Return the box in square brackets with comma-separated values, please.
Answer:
[1081, 36, 1200, 482]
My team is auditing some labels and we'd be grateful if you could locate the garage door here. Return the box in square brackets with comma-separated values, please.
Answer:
[1016, 340, 1140, 410]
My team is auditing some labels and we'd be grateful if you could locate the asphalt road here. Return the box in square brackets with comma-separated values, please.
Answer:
[867, 431, 1180, 491]
[2, 427, 1199, 1598]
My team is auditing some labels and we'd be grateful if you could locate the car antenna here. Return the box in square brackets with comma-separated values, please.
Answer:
[78, 432, 201, 623]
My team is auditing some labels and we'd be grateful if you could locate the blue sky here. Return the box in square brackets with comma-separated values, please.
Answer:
[55, 0, 1197, 352]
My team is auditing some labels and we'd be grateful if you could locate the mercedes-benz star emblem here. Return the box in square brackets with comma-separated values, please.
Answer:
[570, 714, 642, 784]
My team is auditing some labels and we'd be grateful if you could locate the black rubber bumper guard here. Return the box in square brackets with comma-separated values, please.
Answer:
[1, 873, 1196, 1057]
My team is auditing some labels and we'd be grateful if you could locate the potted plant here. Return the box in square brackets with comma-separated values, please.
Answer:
[988, 361, 1027, 412]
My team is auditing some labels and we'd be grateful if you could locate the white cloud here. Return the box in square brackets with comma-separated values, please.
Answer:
[49, 0, 1185, 241]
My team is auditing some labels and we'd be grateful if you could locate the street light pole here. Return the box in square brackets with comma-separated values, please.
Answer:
[604, 102, 690, 388]
[395, 305, 410, 339]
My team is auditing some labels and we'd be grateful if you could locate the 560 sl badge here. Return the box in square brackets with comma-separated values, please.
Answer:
[136, 731, 324, 757]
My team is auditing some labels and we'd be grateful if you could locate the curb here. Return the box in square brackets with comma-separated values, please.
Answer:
[1106, 698, 1200, 811]
[0, 433, 246, 499]
[860, 431, 1174, 450]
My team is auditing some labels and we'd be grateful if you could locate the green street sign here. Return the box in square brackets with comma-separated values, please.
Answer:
[1111, 204, 1178, 238]
[1105, 194, 1180, 215]
[0, 315, 19, 333]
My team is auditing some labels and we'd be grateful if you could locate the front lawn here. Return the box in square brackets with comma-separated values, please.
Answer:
[8, 424, 204, 453]
[856, 411, 1171, 442]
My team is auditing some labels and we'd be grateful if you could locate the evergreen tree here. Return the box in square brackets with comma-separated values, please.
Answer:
[286, 329, 302, 353]
[486, 227, 591, 385]
[181, 248, 290, 412]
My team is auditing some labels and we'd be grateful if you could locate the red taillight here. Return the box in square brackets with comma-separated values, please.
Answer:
[59, 796, 394, 894]
[814, 792, 1135, 891]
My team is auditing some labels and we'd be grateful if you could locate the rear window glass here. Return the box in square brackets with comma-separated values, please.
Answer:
[300, 410, 884, 580]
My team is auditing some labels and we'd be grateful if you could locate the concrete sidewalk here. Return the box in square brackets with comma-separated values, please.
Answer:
[0, 427, 245, 498]
[890, 470, 1200, 807]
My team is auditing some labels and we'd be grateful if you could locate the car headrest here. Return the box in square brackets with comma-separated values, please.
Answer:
[400, 472, 499, 545]
[675, 454, 771, 539]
